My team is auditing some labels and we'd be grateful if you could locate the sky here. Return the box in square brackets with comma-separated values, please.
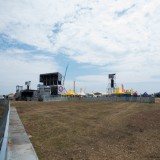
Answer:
[0, 0, 160, 95]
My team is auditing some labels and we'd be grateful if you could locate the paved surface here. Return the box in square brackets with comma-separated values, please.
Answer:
[7, 107, 39, 160]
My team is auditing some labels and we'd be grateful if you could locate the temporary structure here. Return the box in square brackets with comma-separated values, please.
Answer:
[77, 88, 86, 97]
[63, 89, 77, 96]
[114, 87, 124, 95]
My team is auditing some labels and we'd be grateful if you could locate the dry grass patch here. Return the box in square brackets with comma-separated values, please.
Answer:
[0, 106, 5, 121]
[11, 100, 160, 160]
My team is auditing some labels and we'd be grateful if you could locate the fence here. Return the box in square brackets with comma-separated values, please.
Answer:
[0, 99, 10, 160]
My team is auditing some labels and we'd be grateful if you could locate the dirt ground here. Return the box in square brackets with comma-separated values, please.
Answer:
[11, 99, 160, 160]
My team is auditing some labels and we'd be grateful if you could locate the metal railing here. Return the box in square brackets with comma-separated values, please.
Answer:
[0, 99, 10, 160]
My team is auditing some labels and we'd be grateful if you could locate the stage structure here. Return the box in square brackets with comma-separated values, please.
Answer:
[39, 72, 63, 96]
[15, 81, 36, 101]
[108, 74, 116, 94]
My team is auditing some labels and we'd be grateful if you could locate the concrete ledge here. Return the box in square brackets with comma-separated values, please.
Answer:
[7, 107, 39, 160]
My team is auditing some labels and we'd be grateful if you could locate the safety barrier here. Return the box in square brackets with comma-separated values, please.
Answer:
[42, 95, 67, 101]
[42, 96, 155, 103]
[67, 96, 155, 103]
[0, 99, 10, 160]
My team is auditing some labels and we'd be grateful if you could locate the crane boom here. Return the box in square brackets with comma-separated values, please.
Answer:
[63, 64, 69, 86]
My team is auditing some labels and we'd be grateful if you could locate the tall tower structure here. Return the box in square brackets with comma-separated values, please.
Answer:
[108, 74, 116, 94]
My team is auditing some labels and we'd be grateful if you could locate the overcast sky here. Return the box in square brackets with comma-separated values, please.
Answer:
[0, 0, 160, 94]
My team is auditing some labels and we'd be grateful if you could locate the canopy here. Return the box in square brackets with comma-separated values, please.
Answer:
[64, 89, 77, 96]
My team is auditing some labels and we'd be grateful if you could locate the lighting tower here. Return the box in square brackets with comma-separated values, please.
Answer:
[108, 74, 116, 94]
[25, 81, 31, 90]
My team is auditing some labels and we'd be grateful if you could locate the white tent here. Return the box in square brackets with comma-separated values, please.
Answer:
[77, 88, 86, 97]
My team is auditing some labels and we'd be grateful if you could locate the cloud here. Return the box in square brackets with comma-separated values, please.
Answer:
[0, 0, 160, 94]
[0, 49, 59, 94]
[115, 4, 136, 17]
[0, 33, 36, 50]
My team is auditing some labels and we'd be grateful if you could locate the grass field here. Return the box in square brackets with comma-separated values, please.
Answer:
[11, 99, 160, 160]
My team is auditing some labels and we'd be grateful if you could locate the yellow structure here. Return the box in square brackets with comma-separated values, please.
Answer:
[125, 89, 133, 95]
[113, 85, 133, 95]
[63, 89, 77, 96]
[114, 87, 125, 95]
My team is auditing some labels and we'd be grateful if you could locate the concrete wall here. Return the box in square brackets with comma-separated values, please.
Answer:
[42, 96, 67, 101]
[68, 97, 155, 103]
[42, 96, 155, 103]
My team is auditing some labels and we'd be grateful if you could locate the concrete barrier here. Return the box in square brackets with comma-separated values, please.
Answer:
[7, 107, 39, 160]
[42, 96, 68, 101]
[42, 96, 155, 103]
